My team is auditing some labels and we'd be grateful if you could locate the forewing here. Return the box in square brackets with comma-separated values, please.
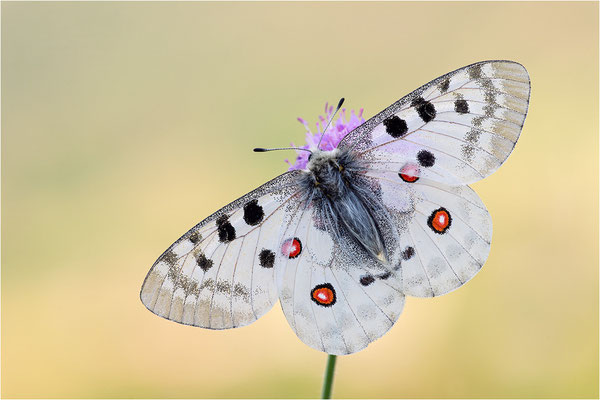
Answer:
[339, 60, 530, 185]
[140, 170, 303, 329]
[275, 199, 405, 355]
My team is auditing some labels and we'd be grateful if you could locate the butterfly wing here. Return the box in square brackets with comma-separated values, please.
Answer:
[140, 170, 303, 329]
[339, 60, 529, 297]
[339, 60, 530, 185]
[274, 182, 408, 355]
[273, 169, 490, 353]
[141, 60, 529, 353]
[369, 175, 492, 297]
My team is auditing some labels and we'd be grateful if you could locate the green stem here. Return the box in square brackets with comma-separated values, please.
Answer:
[321, 354, 337, 399]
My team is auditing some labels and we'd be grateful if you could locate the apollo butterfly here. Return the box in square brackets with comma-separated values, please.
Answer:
[140, 60, 530, 355]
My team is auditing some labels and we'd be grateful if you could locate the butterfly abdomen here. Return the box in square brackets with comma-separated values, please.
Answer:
[303, 148, 390, 262]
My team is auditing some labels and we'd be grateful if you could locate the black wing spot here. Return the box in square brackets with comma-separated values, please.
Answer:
[383, 115, 408, 138]
[417, 150, 436, 167]
[359, 274, 375, 286]
[402, 246, 415, 260]
[411, 97, 436, 123]
[258, 249, 275, 268]
[216, 215, 236, 243]
[188, 232, 200, 244]
[439, 78, 450, 93]
[243, 199, 264, 226]
[454, 99, 469, 114]
[196, 252, 213, 271]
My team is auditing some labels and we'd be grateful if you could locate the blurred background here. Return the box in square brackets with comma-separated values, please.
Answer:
[2, 2, 598, 398]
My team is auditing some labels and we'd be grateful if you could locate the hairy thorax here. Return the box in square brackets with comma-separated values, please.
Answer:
[299, 148, 389, 263]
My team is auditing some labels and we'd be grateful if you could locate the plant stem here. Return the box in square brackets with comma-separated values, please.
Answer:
[321, 354, 337, 399]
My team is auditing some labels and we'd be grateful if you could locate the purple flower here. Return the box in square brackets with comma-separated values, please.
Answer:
[286, 103, 365, 170]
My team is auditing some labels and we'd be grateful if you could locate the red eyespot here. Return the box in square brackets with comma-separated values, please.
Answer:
[281, 237, 302, 259]
[311, 283, 336, 307]
[399, 163, 420, 183]
[427, 208, 451, 234]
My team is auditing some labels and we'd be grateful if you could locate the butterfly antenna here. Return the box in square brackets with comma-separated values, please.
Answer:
[254, 147, 312, 153]
[316, 97, 345, 150]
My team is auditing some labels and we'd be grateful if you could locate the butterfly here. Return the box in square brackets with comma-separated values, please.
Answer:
[140, 60, 530, 355]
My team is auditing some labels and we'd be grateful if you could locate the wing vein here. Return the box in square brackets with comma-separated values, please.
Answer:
[412, 216, 463, 284]
[329, 268, 372, 342]
[207, 241, 232, 327]
[406, 228, 435, 296]
[414, 208, 484, 269]
[229, 235, 246, 327]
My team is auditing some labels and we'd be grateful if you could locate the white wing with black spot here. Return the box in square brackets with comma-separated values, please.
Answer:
[141, 60, 529, 355]
[275, 192, 406, 355]
[339, 60, 530, 185]
[140, 171, 303, 329]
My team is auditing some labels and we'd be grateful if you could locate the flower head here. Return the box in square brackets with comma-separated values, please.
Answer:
[286, 103, 365, 170]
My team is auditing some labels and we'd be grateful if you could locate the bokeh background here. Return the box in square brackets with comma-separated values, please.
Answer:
[2, 2, 598, 398]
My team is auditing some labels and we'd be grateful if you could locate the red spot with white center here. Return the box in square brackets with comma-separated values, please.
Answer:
[281, 237, 302, 259]
[310, 284, 336, 307]
[428, 207, 451, 234]
[399, 163, 420, 183]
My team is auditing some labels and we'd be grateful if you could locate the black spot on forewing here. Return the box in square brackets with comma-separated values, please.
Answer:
[188, 231, 200, 244]
[360, 274, 375, 286]
[258, 249, 275, 268]
[216, 215, 236, 243]
[454, 99, 469, 114]
[196, 252, 213, 271]
[383, 115, 408, 138]
[243, 199, 264, 226]
[439, 78, 450, 93]
[411, 97, 436, 123]
[417, 150, 435, 167]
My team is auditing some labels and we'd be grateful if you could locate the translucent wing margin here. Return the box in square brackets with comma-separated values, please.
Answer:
[339, 60, 530, 185]
[140, 170, 303, 329]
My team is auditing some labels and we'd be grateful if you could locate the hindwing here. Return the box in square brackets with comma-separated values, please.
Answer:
[275, 196, 405, 355]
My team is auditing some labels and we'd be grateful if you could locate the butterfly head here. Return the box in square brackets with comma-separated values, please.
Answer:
[306, 148, 339, 172]
[304, 147, 369, 202]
